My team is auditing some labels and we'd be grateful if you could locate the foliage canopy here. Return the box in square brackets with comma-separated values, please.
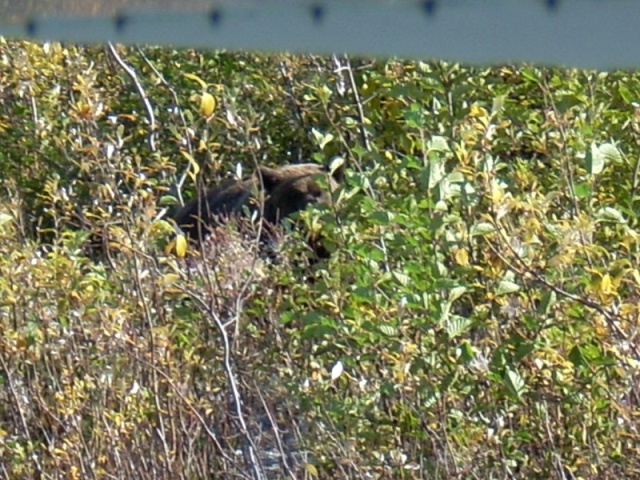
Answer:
[1, 40, 640, 478]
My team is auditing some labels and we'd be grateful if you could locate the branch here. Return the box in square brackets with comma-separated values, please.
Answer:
[107, 43, 157, 152]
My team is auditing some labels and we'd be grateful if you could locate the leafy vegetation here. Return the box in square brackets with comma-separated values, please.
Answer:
[1, 39, 640, 479]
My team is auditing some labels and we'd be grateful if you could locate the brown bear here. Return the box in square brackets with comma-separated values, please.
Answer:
[173, 161, 344, 257]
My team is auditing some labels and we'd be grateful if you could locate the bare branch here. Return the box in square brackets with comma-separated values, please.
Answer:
[107, 43, 157, 152]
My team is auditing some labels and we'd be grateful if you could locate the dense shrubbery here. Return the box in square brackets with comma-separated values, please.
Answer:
[1, 40, 640, 478]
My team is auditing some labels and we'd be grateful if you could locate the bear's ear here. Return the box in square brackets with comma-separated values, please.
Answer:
[328, 156, 346, 184]
[257, 166, 283, 192]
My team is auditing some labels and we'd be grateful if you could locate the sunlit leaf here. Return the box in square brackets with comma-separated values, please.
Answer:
[331, 361, 344, 380]
[0, 212, 12, 227]
[162, 273, 180, 286]
[495, 280, 520, 295]
[599, 142, 623, 165]
[180, 151, 200, 178]
[379, 324, 397, 337]
[183, 72, 208, 89]
[175, 234, 188, 258]
[596, 207, 626, 224]
[426, 156, 445, 189]
[470, 222, 496, 236]
[600, 273, 615, 296]
[311, 128, 334, 150]
[504, 368, 526, 399]
[569, 344, 602, 367]
[446, 316, 472, 338]
[491, 95, 506, 116]
[586, 142, 604, 175]
[587, 142, 621, 175]
[199, 92, 216, 117]
[392, 271, 411, 287]
[448, 286, 467, 303]
[428, 135, 450, 153]
[521, 68, 540, 83]
[329, 155, 345, 176]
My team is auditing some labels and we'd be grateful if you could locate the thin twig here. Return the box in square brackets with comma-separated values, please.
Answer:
[254, 380, 297, 480]
[107, 43, 157, 151]
[337, 55, 370, 152]
[136, 46, 194, 200]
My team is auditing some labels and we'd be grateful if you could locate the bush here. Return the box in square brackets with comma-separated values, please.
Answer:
[1, 42, 639, 478]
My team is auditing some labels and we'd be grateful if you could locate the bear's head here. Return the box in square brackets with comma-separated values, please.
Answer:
[259, 162, 343, 224]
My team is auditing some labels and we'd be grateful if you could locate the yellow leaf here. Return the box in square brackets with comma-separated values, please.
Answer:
[183, 72, 208, 89]
[162, 273, 180, 285]
[164, 238, 175, 255]
[304, 463, 319, 477]
[454, 248, 469, 266]
[491, 185, 504, 203]
[200, 92, 216, 117]
[601, 273, 613, 295]
[180, 151, 200, 179]
[175, 234, 188, 258]
[470, 104, 488, 117]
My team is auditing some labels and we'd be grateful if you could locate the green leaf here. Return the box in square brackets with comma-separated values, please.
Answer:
[457, 341, 475, 362]
[302, 324, 335, 340]
[619, 85, 633, 103]
[392, 271, 411, 287]
[574, 182, 590, 198]
[599, 142, 622, 165]
[368, 211, 393, 225]
[504, 368, 526, 400]
[470, 222, 496, 236]
[537, 290, 556, 315]
[495, 280, 520, 295]
[426, 156, 445, 189]
[446, 316, 472, 338]
[428, 135, 450, 153]
[447, 171, 465, 183]
[448, 286, 466, 303]
[311, 128, 334, 150]
[586, 142, 621, 175]
[379, 324, 398, 337]
[521, 68, 540, 84]
[404, 103, 425, 128]
[596, 207, 626, 224]
[158, 195, 179, 207]
[491, 95, 506, 116]
[586, 142, 604, 175]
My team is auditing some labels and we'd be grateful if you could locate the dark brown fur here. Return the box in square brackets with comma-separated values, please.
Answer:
[173, 163, 343, 256]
